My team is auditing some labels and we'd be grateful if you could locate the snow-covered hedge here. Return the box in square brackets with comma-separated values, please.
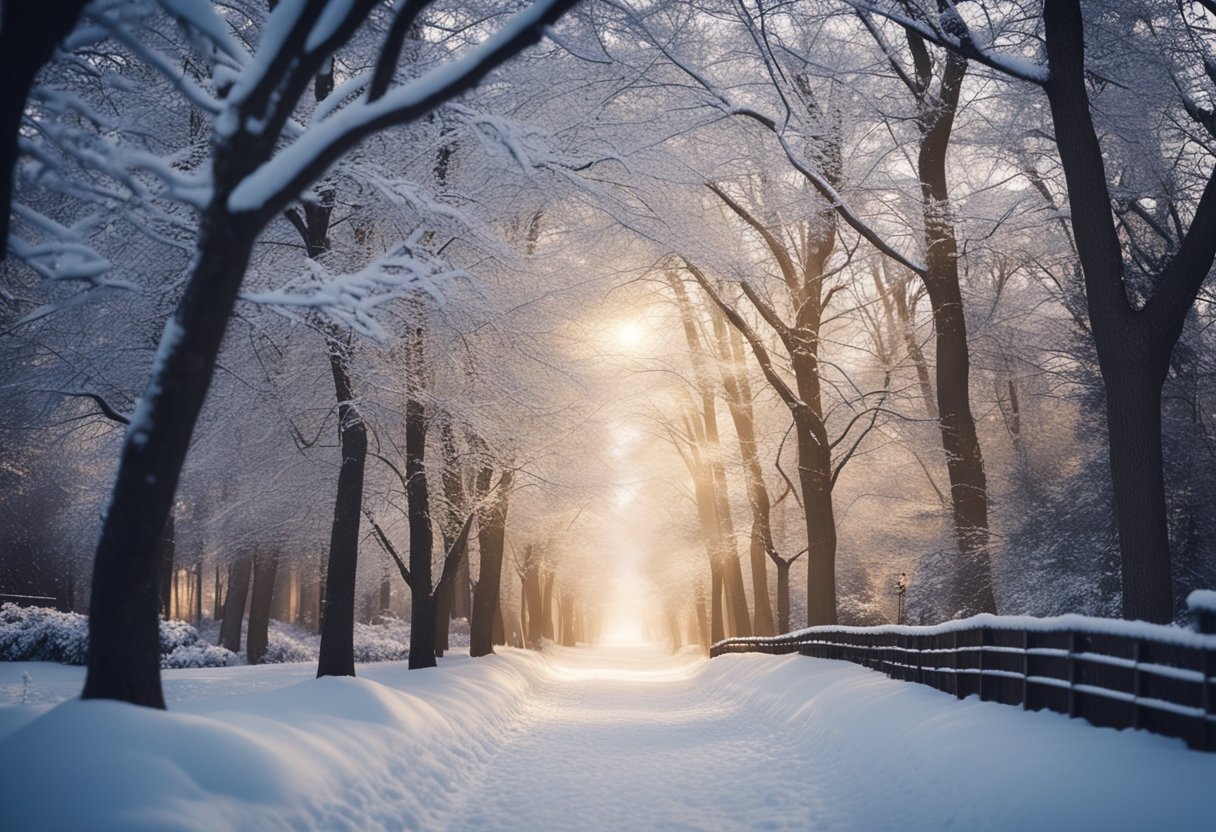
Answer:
[0, 604, 89, 665]
[1, 605, 476, 668]
[254, 619, 411, 664]
[0, 604, 237, 668]
[158, 618, 238, 669]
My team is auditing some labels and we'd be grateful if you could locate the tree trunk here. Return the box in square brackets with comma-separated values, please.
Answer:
[246, 551, 278, 665]
[709, 559, 724, 643]
[405, 380, 436, 670]
[541, 571, 556, 641]
[1039, 0, 1199, 623]
[434, 583, 451, 657]
[452, 548, 471, 620]
[694, 595, 710, 652]
[493, 601, 506, 646]
[316, 337, 367, 678]
[914, 38, 996, 616]
[523, 551, 544, 646]
[775, 557, 792, 634]
[378, 575, 392, 617]
[470, 470, 512, 657]
[721, 544, 751, 638]
[559, 591, 576, 646]
[796, 410, 837, 627]
[439, 414, 472, 621]
[219, 554, 253, 654]
[1102, 349, 1173, 620]
[157, 512, 175, 620]
[0, 0, 88, 256]
[213, 563, 224, 621]
[194, 560, 202, 626]
[83, 216, 257, 708]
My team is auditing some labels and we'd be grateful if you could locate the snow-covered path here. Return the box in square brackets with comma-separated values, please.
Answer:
[443, 646, 817, 830]
[2, 643, 1214, 830]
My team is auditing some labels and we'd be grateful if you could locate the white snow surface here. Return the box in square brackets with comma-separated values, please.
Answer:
[0, 644, 1211, 830]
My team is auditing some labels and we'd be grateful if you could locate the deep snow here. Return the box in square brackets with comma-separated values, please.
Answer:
[0, 644, 1211, 830]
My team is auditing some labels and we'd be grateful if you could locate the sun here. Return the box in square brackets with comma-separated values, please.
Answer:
[617, 320, 644, 349]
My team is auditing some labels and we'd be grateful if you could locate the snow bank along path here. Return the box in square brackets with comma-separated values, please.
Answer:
[0, 643, 1212, 830]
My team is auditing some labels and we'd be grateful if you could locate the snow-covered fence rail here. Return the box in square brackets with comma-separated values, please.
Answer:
[712, 594, 1216, 752]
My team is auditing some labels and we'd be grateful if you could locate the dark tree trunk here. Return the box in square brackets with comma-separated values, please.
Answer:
[378, 575, 391, 617]
[194, 560, 203, 626]
[83, 214, 257, 708]
[774, 557, 792, 634]
[470, 470, 512, 657]
[1101, 342, 1172, 619]
[0, 0, 88, 257]
[157, 512, 175, 620]
[405, 378, 436, 670]
[246, 551, 278, 665]
[914, 42, 996, 616]
[493, 601, 506, 646]
[721, 541, 751, 637]
[791, 379, 838, 627]
[1037, 0, 1216, 623]
[316, 336, 367, 678]
[433, 583, 451, 657]
[452, 547, 471, 620]
[213, 564, 224, 621]
[523, 550, 544, 646]
[439, 415, 472, 621]
[219, 554, 253, 654]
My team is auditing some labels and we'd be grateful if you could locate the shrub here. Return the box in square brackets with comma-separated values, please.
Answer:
[0, 603, 236, 668]
[0, 603, 88, 665]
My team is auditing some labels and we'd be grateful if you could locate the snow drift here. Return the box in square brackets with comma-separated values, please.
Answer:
[0, 645, 1212, 830]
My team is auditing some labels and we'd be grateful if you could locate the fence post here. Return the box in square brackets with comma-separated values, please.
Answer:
[953, 630, 963, 699]
[1201, 645, 1215, 752]
[1020, 630, 1029, 710]
[1067, 631, 1079, 718]
[978, 628, 989, 701]
[1131, 639, 1144, 732]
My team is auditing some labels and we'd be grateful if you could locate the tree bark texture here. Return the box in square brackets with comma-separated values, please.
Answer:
[316, 335, 367, 678]
[219, 554, 253, 654]
[246, 551, 278, 665]
[470, 470, 512, 657]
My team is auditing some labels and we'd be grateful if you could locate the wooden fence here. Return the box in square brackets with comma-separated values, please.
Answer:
[711, 614, 1216, 752]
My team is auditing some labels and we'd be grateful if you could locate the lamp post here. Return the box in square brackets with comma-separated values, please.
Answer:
[895, 572, 908, 626]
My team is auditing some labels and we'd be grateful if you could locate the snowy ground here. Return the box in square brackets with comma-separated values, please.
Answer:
[0, 643, 1212, 830]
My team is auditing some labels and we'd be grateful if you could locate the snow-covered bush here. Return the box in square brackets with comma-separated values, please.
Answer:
[351, 619, 410, 663]
[0, 604, 425, 667]
[262, 624, 315, 664]
[162, 643, 237, 669]
[0, 603, 88, 664]
[0, 604, 236, 668]
[158, 618, 237, 669]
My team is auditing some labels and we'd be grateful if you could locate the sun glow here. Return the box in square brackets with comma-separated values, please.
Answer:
[617, 320, 644, 349]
